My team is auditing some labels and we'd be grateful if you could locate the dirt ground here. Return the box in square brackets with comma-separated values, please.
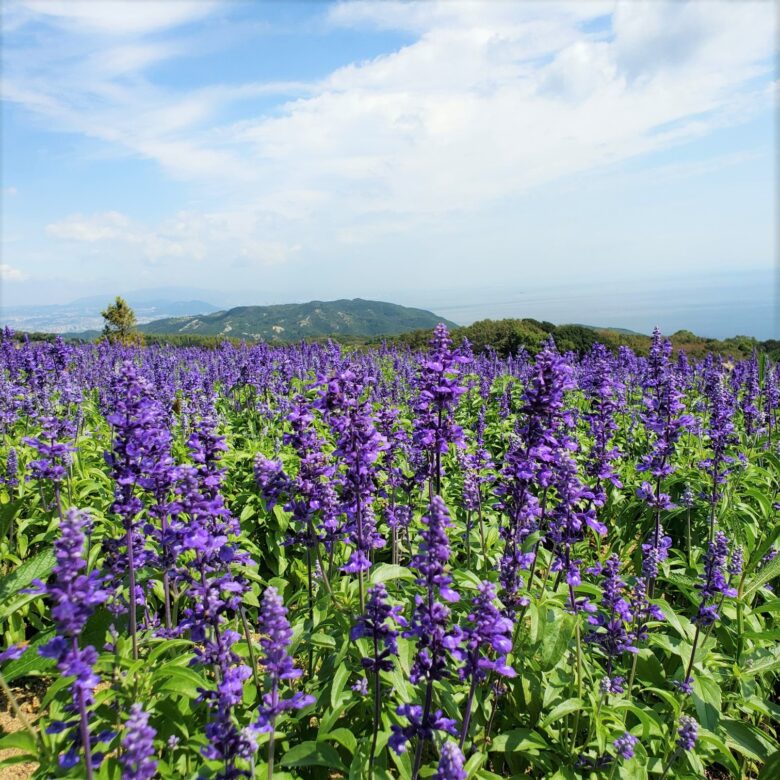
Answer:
[0, 680, 44, 780]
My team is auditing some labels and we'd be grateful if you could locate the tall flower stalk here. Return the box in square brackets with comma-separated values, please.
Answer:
[351, 583, 402, 777]
[103, 361, 167, 658]
[452, 581, 515, 748]
[316, 369, 387, 610]
[637, 330, 692, 594]
[678, 532, 737, 694]
[392, 496, 459, 780]
[255, 587, 314, 780]
[412, 324, 468, 496]
[36, 508, 108, 777]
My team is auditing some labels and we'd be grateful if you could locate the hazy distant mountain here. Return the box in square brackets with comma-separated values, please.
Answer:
[140, 298, 457, 341]
[1, 294, 219, 334]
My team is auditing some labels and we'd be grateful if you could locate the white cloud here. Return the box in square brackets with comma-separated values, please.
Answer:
[4, 186, 18, 196]
[45, 210, 300, 267]
[47, 211, 132, 242]
[19, 1, 218, 36]
[5, 0, 775, 212]
[3, 0, 777, 291]
[1, 263, 28, 281]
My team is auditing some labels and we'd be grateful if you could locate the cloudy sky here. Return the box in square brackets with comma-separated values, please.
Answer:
[1, 1, 777, 333]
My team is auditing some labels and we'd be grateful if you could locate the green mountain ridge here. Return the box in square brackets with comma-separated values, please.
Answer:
[138, 298, 457, 341]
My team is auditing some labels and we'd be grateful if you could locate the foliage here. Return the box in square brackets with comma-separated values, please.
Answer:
[0, 326, 778, 779]
[100, 296, 141, 345]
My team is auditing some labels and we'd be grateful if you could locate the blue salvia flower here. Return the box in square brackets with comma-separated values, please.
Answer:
[581, 343, 624, 506]
[174, 421, 254, 779]
[452, 581, 514, 747]
[3, 447, 18, 488]
[435, 741, 467, 780]
[23, 415, 75, 516]
[700, 370, 738, 535]
[586, 555, 636, 690]
[694, 531, 737, 627]
[352, 582, 403, 773]
[36, 508, 108, 777]
[352, 678, 369, 696]
[739, 353, 761, 436]
[454, 581, 515, 683]
[676, 715, 698, 751]
[406, 496, 460, 684]
[496, 341, 575, 613]
[23, 415, 75, 487]
[121, 704, 157, 780]
[613, 732, 638, 760]
[392, 497, 460, 766]
[255, 587, 314, 732]
[102, 361, 169, 652]
[284, 400, 341, 547]
[640, 522, 673, 580]
[637, 330, 693, 590]
[389, 705, 457, 756]
[412, 323, 469, 491]
[728, 546, 743, 577]
[315, 369, 387, 576]
[351, 583, 403, 673]
[0, 644, 25, 663]
[628, 576, 664, 646]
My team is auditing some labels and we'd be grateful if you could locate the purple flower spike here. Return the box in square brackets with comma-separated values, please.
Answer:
[407, 496, 460, 684]
[389, 704, 457, 755]
[676, 715, 698, 751]
[412, 323, 469, 490]
[0, 643, 25, 664]
[614, 732, 638, 760]
[38, 507, 108, 776]
[255, 587, 314, 733]
[435, 742, 467, 780]
[121, 704, 157, 780]
[586, 555, 637, 658]
[454, 581, 515, 683]
[693, 531, 738, 627]
[352, 583, 402, 673]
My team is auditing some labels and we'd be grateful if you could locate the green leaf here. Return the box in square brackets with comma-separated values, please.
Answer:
[741, 646, 780, 678]
[757, 749, 780, 780]
[720, 718, 777, 763]
[489, 729, 547, 753]
[745, 549, 780, 598]
[0, 548, 54, 620]
[540, 699, 585, 730]
[464, 751, 486, 777]
[613, 701, 664, 740]
[330, 662, 350, 709]
[742, 628, 780, 641]
[280, 741, 347, 771]
[1, 629, 55, 682]
[656, 600, 693, 642]
[697, 729, 740, 778]
[154, 666, 208, 698]
[320, 727, 357, 755]
[692, 676, 721, 732]
[0, 730, 36, 753]
[369, 564, 414, 585]
[536, 610, 574, 671]
[310, 632, 336, 649]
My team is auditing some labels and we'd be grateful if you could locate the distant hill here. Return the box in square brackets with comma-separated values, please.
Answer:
[1, 296, 219, 334]
[139, 299, 457, 341]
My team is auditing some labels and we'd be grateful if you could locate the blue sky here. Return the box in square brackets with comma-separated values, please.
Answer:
[1, 1, 777, 335]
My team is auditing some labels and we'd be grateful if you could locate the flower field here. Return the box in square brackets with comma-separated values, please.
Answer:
[0, 325, 778, 779]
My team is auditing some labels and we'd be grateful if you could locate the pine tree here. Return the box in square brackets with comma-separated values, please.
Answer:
[101, 296, 139, 344]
